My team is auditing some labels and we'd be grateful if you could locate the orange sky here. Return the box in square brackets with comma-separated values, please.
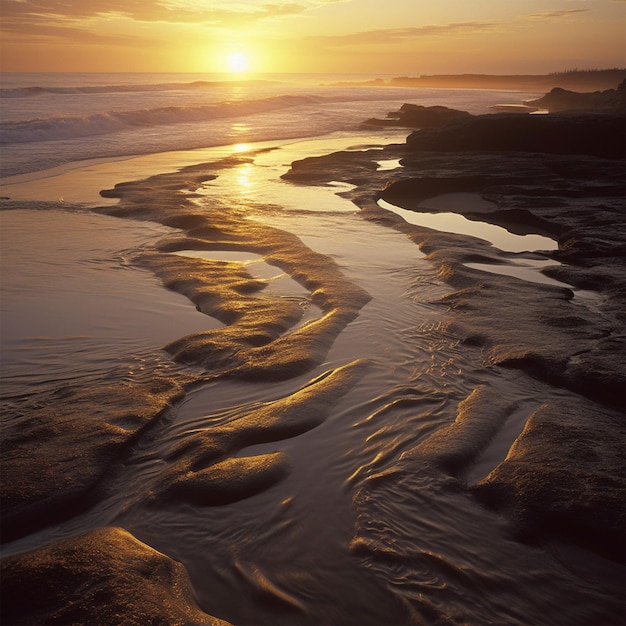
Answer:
[1, 0, 624, 74]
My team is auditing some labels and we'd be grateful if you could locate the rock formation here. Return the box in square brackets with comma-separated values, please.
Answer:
[364, 103, 472, 129]
[526, 80, 625, 112]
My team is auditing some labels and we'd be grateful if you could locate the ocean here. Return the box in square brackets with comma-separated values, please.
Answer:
[0, 72, 537, 177]
[1, 73, 622, 625]
[0, 73, 538, 393]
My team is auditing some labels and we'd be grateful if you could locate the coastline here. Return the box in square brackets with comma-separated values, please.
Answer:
[1, 99, 625, 624]
[331, 68, 625, 91]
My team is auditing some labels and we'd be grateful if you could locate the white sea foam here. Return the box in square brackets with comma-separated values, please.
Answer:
[0, 95, 337, 144]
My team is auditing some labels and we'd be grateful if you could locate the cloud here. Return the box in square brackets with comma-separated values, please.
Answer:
[0, 0, 335, 44]
[308, 22, 499, 47]
[0, 0, 141, 20]
[0, 20, 147, 46]
[525, 9, 591, 19]
[0, 1, 154, 46]
[0, 0, 336, 24]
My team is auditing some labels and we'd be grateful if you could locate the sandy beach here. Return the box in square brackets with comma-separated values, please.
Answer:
[1, 89, 625, 625]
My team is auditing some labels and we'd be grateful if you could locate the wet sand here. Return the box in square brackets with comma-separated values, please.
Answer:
[1, 119, 624, 625]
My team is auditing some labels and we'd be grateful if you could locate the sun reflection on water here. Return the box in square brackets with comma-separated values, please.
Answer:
[236, 162, 255, 192]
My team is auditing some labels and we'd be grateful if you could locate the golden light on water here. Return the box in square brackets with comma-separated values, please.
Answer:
[236, 162, 254, 192]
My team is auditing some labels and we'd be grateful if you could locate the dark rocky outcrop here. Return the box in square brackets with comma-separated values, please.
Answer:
[406, 111, 626, 159]
[364, 103, 472, 129]
[527, 80, 625, 112]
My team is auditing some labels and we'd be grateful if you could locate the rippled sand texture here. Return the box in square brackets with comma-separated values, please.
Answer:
[2, 132, 625, 625]
[285, 132, 625, 621]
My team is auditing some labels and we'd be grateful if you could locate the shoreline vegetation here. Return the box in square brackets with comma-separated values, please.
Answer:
[1, 77, 625, 625]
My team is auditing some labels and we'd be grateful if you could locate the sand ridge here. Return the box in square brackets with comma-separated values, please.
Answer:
[1, 149, 378, 624]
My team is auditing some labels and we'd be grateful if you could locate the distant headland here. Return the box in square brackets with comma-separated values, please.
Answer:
[331, 69, 626, 92]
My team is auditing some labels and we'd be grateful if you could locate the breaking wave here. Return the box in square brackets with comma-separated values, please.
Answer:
[0, 94, 331, 144]
[0, 79, 275, 98]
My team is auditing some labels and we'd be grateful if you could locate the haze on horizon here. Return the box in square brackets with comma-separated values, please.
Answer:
[0, 0, 624, 75]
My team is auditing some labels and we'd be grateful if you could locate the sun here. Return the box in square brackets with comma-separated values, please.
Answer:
[227, 52, 249, 73]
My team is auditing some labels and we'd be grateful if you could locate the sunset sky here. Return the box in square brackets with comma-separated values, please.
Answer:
[1, 0, 624, 74]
